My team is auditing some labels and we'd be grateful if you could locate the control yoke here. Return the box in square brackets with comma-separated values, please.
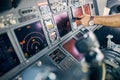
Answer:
[75, 31, 105, 80]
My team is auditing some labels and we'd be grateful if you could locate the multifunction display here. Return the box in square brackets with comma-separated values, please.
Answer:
[0, 33, 20, 76]
[63, 38, 83, 60]
[71, 6, 83, 26]
[14, 21, 48, 59]
[53, 12, 72, 37]
[83, 4, 91, 15]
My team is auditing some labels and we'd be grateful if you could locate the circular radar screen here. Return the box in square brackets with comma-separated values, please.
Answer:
[14, 21, 48, 59]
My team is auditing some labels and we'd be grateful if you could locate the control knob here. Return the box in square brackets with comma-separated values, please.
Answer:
[36, 60, 42, 67]
[16, 77, 22, 80]
[0, 22, 5, 28]
[9, 19, 17, 25]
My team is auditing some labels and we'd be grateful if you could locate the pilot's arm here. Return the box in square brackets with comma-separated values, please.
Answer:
[79, 14, 120, 27]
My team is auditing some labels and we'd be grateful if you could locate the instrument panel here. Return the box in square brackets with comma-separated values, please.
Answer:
[0, 0, 98, 80]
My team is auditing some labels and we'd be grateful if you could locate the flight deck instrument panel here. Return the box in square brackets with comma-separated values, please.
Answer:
[0, 0, 98, 80]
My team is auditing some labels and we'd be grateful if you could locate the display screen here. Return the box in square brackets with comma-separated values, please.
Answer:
[71, 6, 83, 26]
[49, 49, 66, 64]
[72, 6, 83, 18]
[0, 33, 20, 77]
[53, 12, 72, 37]
[83, 4, 91, 15]
[14, 21, 48, 59]
[63, 38, 83, 60]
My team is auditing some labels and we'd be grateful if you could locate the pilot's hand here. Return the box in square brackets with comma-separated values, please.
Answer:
[80, 14, 91, 26]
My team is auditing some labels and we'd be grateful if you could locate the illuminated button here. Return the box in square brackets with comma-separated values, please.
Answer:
[0, 22, 5, 28]
[47, 24, 53, 29]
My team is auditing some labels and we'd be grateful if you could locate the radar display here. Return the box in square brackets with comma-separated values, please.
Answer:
[14, 21, 48, 59]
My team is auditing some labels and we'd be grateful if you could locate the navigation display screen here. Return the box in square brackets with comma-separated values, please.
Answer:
[14, 21, 48, 59]
[83, 4, 91, 15]
[72, 6, 83, 18]
[71, 6, 83, 26]
[63, 38, 83, 60]
[49, 49, 66, 64]
[53, 12, 72, 37]
[0, 33, 20, 77]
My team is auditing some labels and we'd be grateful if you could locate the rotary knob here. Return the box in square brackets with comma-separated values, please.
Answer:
[36, 60, 42, 67]
[9, 19, 17, 25]
[0, 22, 5, 28]
[17, 77, 22, 80]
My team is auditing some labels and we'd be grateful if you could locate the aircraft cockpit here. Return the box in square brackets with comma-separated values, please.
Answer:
[0, 0, 120, 80]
